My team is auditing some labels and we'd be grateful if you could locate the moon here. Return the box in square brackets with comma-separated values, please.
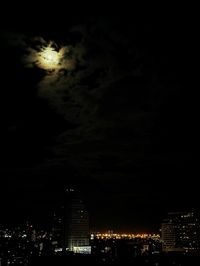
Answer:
[38, 45, 61, 70]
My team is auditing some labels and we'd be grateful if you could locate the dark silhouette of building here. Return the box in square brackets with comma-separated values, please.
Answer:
[51, 209, 63, 250]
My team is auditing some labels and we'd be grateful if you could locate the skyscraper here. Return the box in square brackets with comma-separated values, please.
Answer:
[161, 218, 176, 252]
[63, 188, 90, 252]
[161, 211, 200, 253]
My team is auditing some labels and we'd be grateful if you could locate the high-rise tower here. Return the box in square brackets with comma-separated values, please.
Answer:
[63, 188, 90, 252]
[161, 211, 200, 253]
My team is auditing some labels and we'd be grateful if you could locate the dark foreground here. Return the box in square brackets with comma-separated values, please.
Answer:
[27, 253, 200, 266]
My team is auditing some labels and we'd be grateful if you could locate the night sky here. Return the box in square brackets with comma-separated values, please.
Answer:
[0, 15, 198, 232]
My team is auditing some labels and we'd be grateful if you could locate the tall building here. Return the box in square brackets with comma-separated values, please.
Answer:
[63, 188, 90, 252]
[51, 208, 63, 249]
[161, 211, 200, 253]
[162, 219, 176, 252]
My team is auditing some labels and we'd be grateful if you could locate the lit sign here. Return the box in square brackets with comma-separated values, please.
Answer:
[73, 246, 91, 254]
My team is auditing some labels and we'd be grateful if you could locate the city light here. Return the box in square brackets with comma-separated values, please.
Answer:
[92, 232, 160, 240]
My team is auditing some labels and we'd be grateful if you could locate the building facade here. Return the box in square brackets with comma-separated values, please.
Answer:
[161, 211, 200, 253]
[64, 188, 90, 252]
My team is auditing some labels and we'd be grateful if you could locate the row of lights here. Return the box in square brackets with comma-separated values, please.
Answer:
[91, 233, 160, 240]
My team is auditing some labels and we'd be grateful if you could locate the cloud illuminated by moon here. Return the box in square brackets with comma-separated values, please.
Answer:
[23, 39, 76, 72]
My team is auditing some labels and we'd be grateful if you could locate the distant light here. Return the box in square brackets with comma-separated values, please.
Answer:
[66, 188, 75, 192]
[94, 232, 160, 240]
[55, 248, 62, 252]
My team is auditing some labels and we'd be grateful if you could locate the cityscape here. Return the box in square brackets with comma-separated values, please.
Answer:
[0, 188, 200, 265]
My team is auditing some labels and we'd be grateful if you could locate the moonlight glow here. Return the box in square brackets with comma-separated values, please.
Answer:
[38, 46, 61, 70]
